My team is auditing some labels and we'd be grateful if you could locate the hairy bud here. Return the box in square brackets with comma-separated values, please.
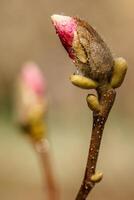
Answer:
[51, 14, 114, 84]
[16, 62, 47, 140]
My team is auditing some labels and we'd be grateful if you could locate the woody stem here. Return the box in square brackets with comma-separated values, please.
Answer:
[31, 138, 60, 200]
[75, 88, 116, 200]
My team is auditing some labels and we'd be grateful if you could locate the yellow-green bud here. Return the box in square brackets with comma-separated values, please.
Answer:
[91, 171, 103, 183]
[70, 75, 98, 89]
[111, 57, 127, 88]
[86, 94, 100, 112]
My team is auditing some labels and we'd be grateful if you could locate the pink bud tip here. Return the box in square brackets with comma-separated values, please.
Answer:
[21, 62, 46, 96]
[51, 14, 77, 58]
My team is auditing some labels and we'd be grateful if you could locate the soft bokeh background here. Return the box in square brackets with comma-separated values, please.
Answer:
[0, 0, 134, 199]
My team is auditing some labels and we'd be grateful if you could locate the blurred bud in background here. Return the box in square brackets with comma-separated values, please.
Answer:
[15, 62, 48, 140]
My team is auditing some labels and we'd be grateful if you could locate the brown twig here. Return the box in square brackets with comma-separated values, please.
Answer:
[31, 138, 60, 200]
[75, 88, 116, 200]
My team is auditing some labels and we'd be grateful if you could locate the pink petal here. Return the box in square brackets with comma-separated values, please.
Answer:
[51, 14, 77, 58]
[21, 62, 46, 96]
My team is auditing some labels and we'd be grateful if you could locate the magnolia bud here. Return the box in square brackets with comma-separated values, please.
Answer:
[51, 14, 114, 84]
[15, 62, 47, 140]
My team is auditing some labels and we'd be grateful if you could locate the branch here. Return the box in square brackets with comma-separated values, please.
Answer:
[75, 88, 116, 199]
[31, 138, 60, 200]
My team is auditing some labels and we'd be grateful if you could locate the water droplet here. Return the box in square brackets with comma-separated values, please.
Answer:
[76, 69, 79, 74]
[68, 28, 72, 33]
[62, 21, 66, 26]
[85, 185, 88, 190]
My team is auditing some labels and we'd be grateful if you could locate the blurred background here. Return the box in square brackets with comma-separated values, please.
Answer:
[0, 0, 134, 199]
